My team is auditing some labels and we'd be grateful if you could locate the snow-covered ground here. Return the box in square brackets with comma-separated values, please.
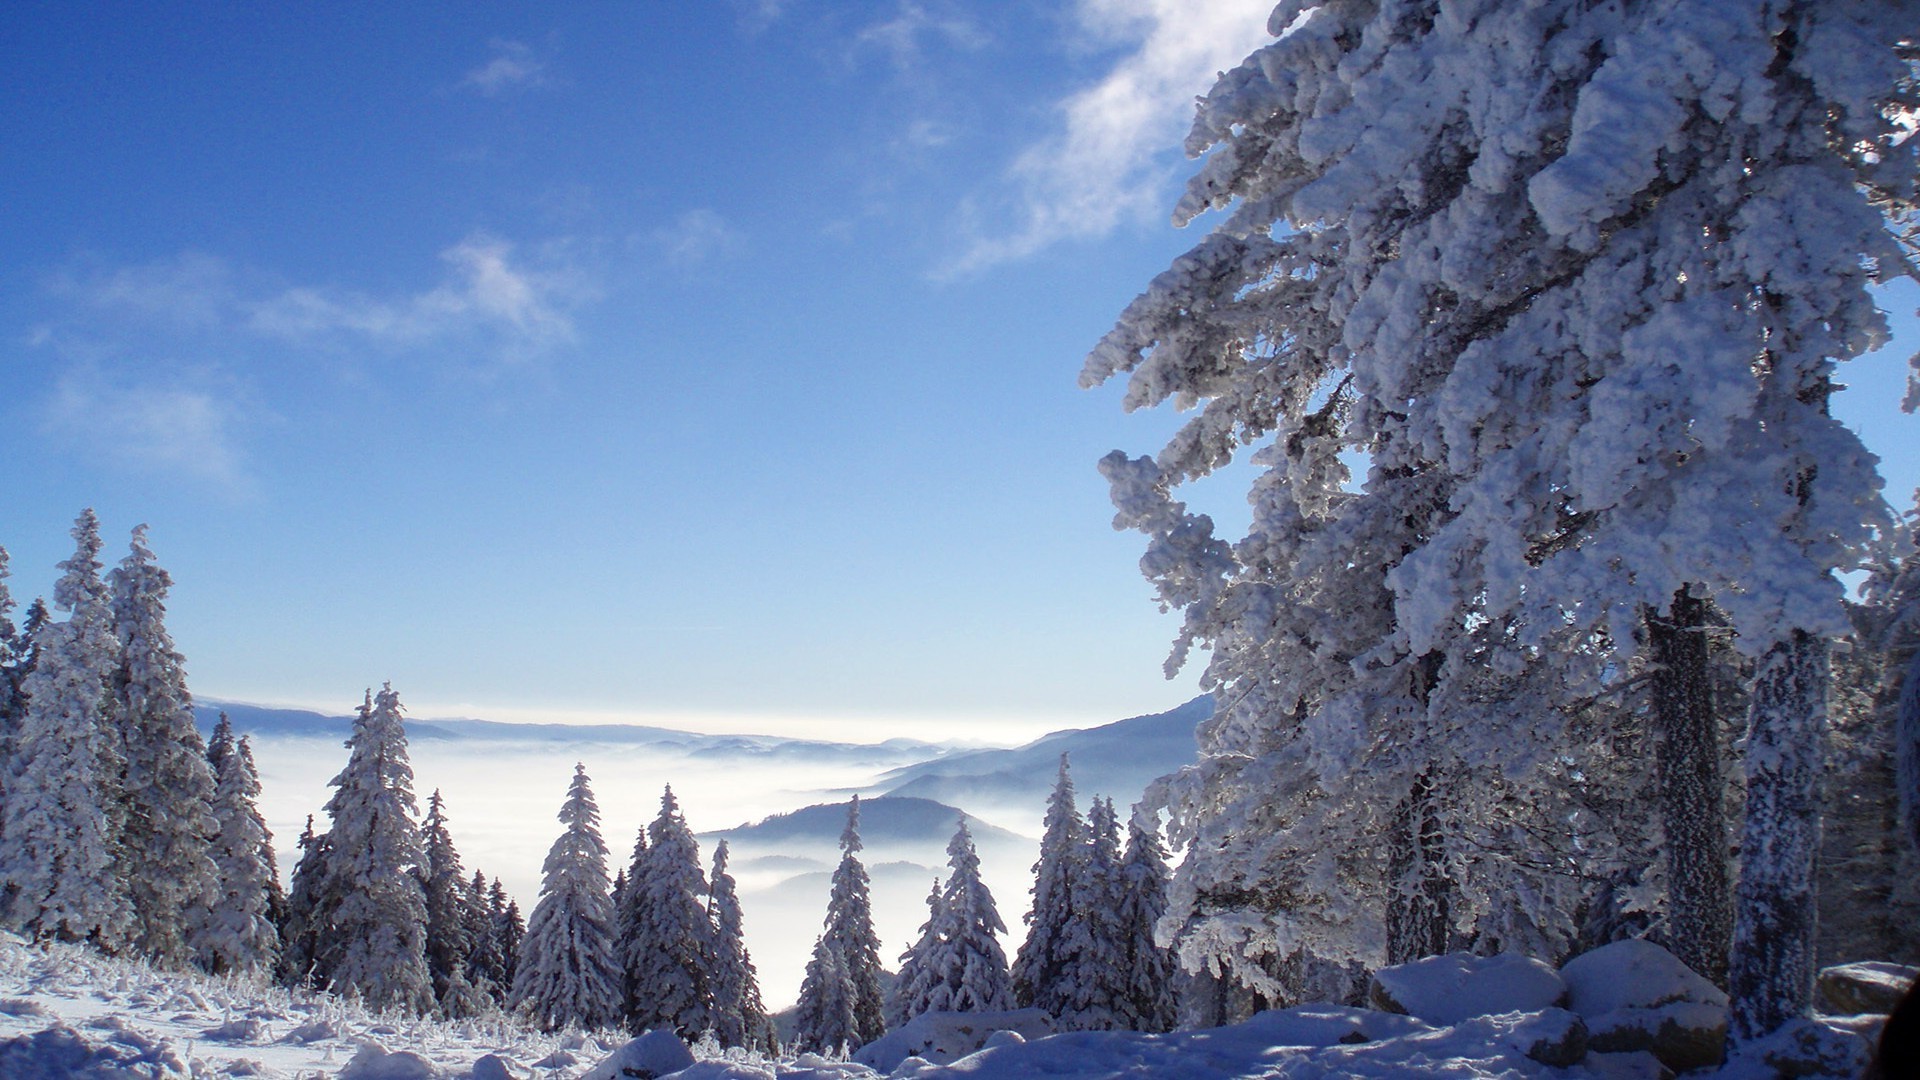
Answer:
[0, 932, 1895, 1079]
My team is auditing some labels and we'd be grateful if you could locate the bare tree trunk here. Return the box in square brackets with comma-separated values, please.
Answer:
[1647, 588, 1731, 987]
[1729, 629, 1827, 1045]
[1386, 651, 1450, 964]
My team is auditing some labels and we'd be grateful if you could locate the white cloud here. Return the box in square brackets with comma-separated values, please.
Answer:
[855, 1, 988, 69]
[42, 373, 254, 495]
[56, 251, 235, 329]
[246, 233, 579, 356]
[946, 0, 1274, 275]
[459, 39, 549, 97]
[650, 209, 744, 267]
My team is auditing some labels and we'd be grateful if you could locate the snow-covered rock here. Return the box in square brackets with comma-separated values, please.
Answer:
[580, 1028, 698, 1080]
[340, 1042, 452, 1079]
[1719, 1014, 1879, 1079]
[854, 1008, 1052, 1071]
[1561, 939, 1727, 1073]
[468, 1052, 533, 1080]
[1367, 952, 1566, 1025]
[1815, 961, 1916, 1016]
[0, 1022, 191, 1079]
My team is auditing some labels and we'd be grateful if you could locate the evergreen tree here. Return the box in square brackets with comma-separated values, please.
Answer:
[794, 933, 857, 1056]
[1055, 796, 1127, 1031]
[0, 549, 20, 852]
[1012, 755, 1084, 1014]
[512, 764, 621, 1031]
[110, 525, 222, 968]
[280, 814, 330, 986]
[201, 731, 280, 975]
[0, 509, 134, 950]
[622, 786, 713, 1038]
[465, 870, 507, 1003]
[793, 796, 886, 1053]
[890, 879, 945, 1028]
[1115, 812, 1176, 1033]
[421, 790, 485, 1016]
[707, 840, 772, 1051]
[320, 684, 432, 1012]
[494, 883, 525, 992]
[924, 817, 1013, 1016]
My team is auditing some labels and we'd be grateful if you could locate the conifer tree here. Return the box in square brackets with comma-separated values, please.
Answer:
[1055, 797, 1127, 1031]
[494, 883, 525, 991]
[890, 879, 945, 1029]
[1013, 755, 1084, 1014]
[201, 730, 280, 975]
[0, 509, 134, 950]
[707, 840, 772, 1051]
[794, 796, 886, 1052]
[465, 870, 507, 1003]
[280, 814, 330, 986]
[110, 525, 222, 968]
[794, 934, 857, 1056]
[0, 549, 20, 844]
[513, 763, 620, 1031]
[320, 685, 432, 1012]
[622, 786, 713, 1038]
[923, 817, 1015, 1017]
[1115, 812, 1176, 1033]
[421, 790, 485, 1016]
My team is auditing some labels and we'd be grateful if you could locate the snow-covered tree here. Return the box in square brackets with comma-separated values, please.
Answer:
[320, 685, 431, 1012]
[1115, 812, 1176, 1033]
[0, 547, 19, 733]
[707, 840, 773, 1052]
[279, 815, 330, 986]
[200, 729, 280, 976]
[421, 790, 485, 1016]
[1013, 755, 1084, 1013]
[924, 817, 1013, 1016]
[513, 764, 621, 1032]
[0, 509, 134, 950]
[493, 880, 525, 993]
[794, 796, 885, 1052]
[890, 878, 946, 1029]
[464, 870, 508, 1003]
[1085, 0, 1917, 1041]
[109, 525, 222, 969]
[621, 786, 713, 1038]
[1055, 796, 1128, 1031]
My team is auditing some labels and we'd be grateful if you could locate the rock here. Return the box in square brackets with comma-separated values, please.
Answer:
[853, 1008, 1054, 1072]
[338, 1043, 450, 1080]
[1510, 1007, 1588, 1067]
[1368, 952, 1566, 1025]
[1816, 961, 1917, 1016]
[579, 1029, 696, 1080]
[1560, 940, 1727, 1016]
[468, 1053, 532, 1080]
[1585, 1001, 1726, 1073]
[1737, 1016, 1877, 1078]
[1581, 1050, 1674, 1079]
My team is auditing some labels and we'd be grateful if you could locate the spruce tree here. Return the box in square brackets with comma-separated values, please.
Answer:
[707, 840, 772, 1051]
[1115, 813, 1176, 1033]
[1055, 796, 1127, 1031]
[512, 763, 621, 1031]
[890, 879, 945, 1028]
[0, 549, 19, 850]
[280, 814, 330, 986]
[495, 885, 525, 991]
[794, 796, 886, 1052]
[421, 790, 485, 1016]
[110, 525, 222, 968]
[0, 509, 134, 950]
[465, 870, 507, 1003]
[320, 684, 432, 1012]
[928, 817, 1013, 1016]
[794, 933, 856, 1056]
[622, 786, 713, 1038]
[1012, 755, 1084, 1014]
[201, 730, 280, 975]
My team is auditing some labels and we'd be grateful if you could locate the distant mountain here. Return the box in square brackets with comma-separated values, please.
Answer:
[700, 795, 1026, 851]
[872, 695, 1212, 816]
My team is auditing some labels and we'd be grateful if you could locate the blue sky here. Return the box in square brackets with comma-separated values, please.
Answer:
[3, 2, 1914, 742]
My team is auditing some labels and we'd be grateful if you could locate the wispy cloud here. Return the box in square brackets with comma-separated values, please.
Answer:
[945, 0, 1273, 275]
[247, 234, 579, 356]
[854, 1, 987, 70]
[54, 251, 235, 330]
[42, 371, 256, 497]
[650, 209, 744, 267]
[459, 39, 550, 97]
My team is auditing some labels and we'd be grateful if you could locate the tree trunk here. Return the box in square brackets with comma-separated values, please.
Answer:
[1386, 768, 1451, 963]
[1646, 589, 1731, 987]
[1729, 629, 1828, 1045]
[1898, 647, 1920, 865]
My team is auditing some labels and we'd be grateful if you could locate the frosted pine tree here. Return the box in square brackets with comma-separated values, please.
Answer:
[465, 870, 508, 1003]
[110, 525, 222, 968]
[890, 879, 946, 1028]
[826, 796, 885, 1046]
[493, 880, 525, 992]
[200, 730, 280, 975]
[622, 786, 713, 1038]
[1085, 0, 1916, 1036]
[512, 764, 621, 1032]
[707, 840, 772, 1051]
[279, 815, 330, 985]
[421, 790, 485, 1016]
[321, 685, 432, 1012]
[1055, 797, 1128, 1031]
[925, 816, 1013, 1015]
[1013, 755, 1084, 1013]
[1115, 812, 1176, 1033]
[0, 509, 134, 950]
[0, 549, 19, 844]
[794, 934, 857, 1056]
